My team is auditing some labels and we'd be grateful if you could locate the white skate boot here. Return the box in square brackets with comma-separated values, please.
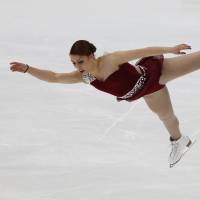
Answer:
[169, 135, 192, 168]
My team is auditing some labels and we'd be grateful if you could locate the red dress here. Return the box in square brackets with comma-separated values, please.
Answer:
[82, 55, 165, 102]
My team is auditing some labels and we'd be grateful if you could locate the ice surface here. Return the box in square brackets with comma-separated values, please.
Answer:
[1, 0, 200, 199]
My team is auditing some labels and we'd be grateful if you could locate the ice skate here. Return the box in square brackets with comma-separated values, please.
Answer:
[169, 135, 193, 168]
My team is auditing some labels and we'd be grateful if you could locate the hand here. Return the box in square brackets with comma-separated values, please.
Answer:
[10, 62, 29, 73]
[171, 44, 191, 55]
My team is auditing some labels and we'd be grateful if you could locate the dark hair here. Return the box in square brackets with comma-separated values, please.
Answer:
[69, 40, 96, 56]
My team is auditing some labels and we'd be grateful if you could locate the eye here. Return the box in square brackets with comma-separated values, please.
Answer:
[78, 60, 84, 64]
[72, 62, 76, 65]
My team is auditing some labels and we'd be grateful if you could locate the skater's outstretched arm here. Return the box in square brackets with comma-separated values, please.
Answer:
[111, 44, 192, 65]
[9, 62, 83, 84]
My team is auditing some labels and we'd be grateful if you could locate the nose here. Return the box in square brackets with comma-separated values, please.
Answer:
[75, 65, 83, 71]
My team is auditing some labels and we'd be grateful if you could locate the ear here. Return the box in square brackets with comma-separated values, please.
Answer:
[89, 53, 95, 59]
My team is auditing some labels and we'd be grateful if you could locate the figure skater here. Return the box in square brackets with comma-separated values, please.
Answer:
[10, 40, 200, 167]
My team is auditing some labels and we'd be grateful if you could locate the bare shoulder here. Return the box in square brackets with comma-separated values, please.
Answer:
[100, 51, 128, 66]
[98, 53, 119, 69]
[55, 70, 84, 84]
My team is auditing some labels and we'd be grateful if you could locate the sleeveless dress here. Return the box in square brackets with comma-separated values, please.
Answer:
[81, 55, 165, 102]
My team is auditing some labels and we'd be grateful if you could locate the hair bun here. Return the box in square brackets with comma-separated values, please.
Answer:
[89, 42, 96, 54]
[70, 40, 97, 56]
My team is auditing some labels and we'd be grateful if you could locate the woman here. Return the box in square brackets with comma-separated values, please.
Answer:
[10, 40, 199, 167]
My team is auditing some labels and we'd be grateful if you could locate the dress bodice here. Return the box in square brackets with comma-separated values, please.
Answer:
[82, 62, 145, 97]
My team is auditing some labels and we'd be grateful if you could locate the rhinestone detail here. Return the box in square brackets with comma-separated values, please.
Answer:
[82, 71, 96, 84]
[117, 65, 147, 100]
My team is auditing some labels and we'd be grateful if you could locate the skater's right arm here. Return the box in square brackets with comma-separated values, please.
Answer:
[9, 62, 83, 84]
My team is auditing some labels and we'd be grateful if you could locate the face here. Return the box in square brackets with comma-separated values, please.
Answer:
[70, 54, 93, 72]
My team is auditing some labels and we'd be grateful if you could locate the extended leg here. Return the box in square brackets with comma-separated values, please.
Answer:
[159, 51, 200, 84]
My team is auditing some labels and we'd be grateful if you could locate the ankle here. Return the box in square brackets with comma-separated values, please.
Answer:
[170, 135, 182, 141]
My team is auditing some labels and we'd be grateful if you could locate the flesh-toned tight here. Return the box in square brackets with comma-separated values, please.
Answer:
[144, 51, 200, 140]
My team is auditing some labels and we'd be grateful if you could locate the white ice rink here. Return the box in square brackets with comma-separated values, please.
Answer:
[1, 0, 200, 199]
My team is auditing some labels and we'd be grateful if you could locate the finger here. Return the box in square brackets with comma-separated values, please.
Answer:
[10, 67, 15, 71]
[183, 45, 191, 49]
[10, 62, 18, 65]
[10, 62, 21, 66]
[183, 44, 192, 49]
[10, 64, 17, 67]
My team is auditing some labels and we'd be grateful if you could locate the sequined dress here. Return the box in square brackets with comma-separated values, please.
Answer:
[81, 55, 165, 102]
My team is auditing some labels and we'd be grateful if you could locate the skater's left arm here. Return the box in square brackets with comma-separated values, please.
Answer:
[111, 44, 191, 65]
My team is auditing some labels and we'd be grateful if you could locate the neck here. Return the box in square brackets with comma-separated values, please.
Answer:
[88, 58, 100, 76]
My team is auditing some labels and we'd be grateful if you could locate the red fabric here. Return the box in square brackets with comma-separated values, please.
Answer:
[90, 55, 165, 102]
